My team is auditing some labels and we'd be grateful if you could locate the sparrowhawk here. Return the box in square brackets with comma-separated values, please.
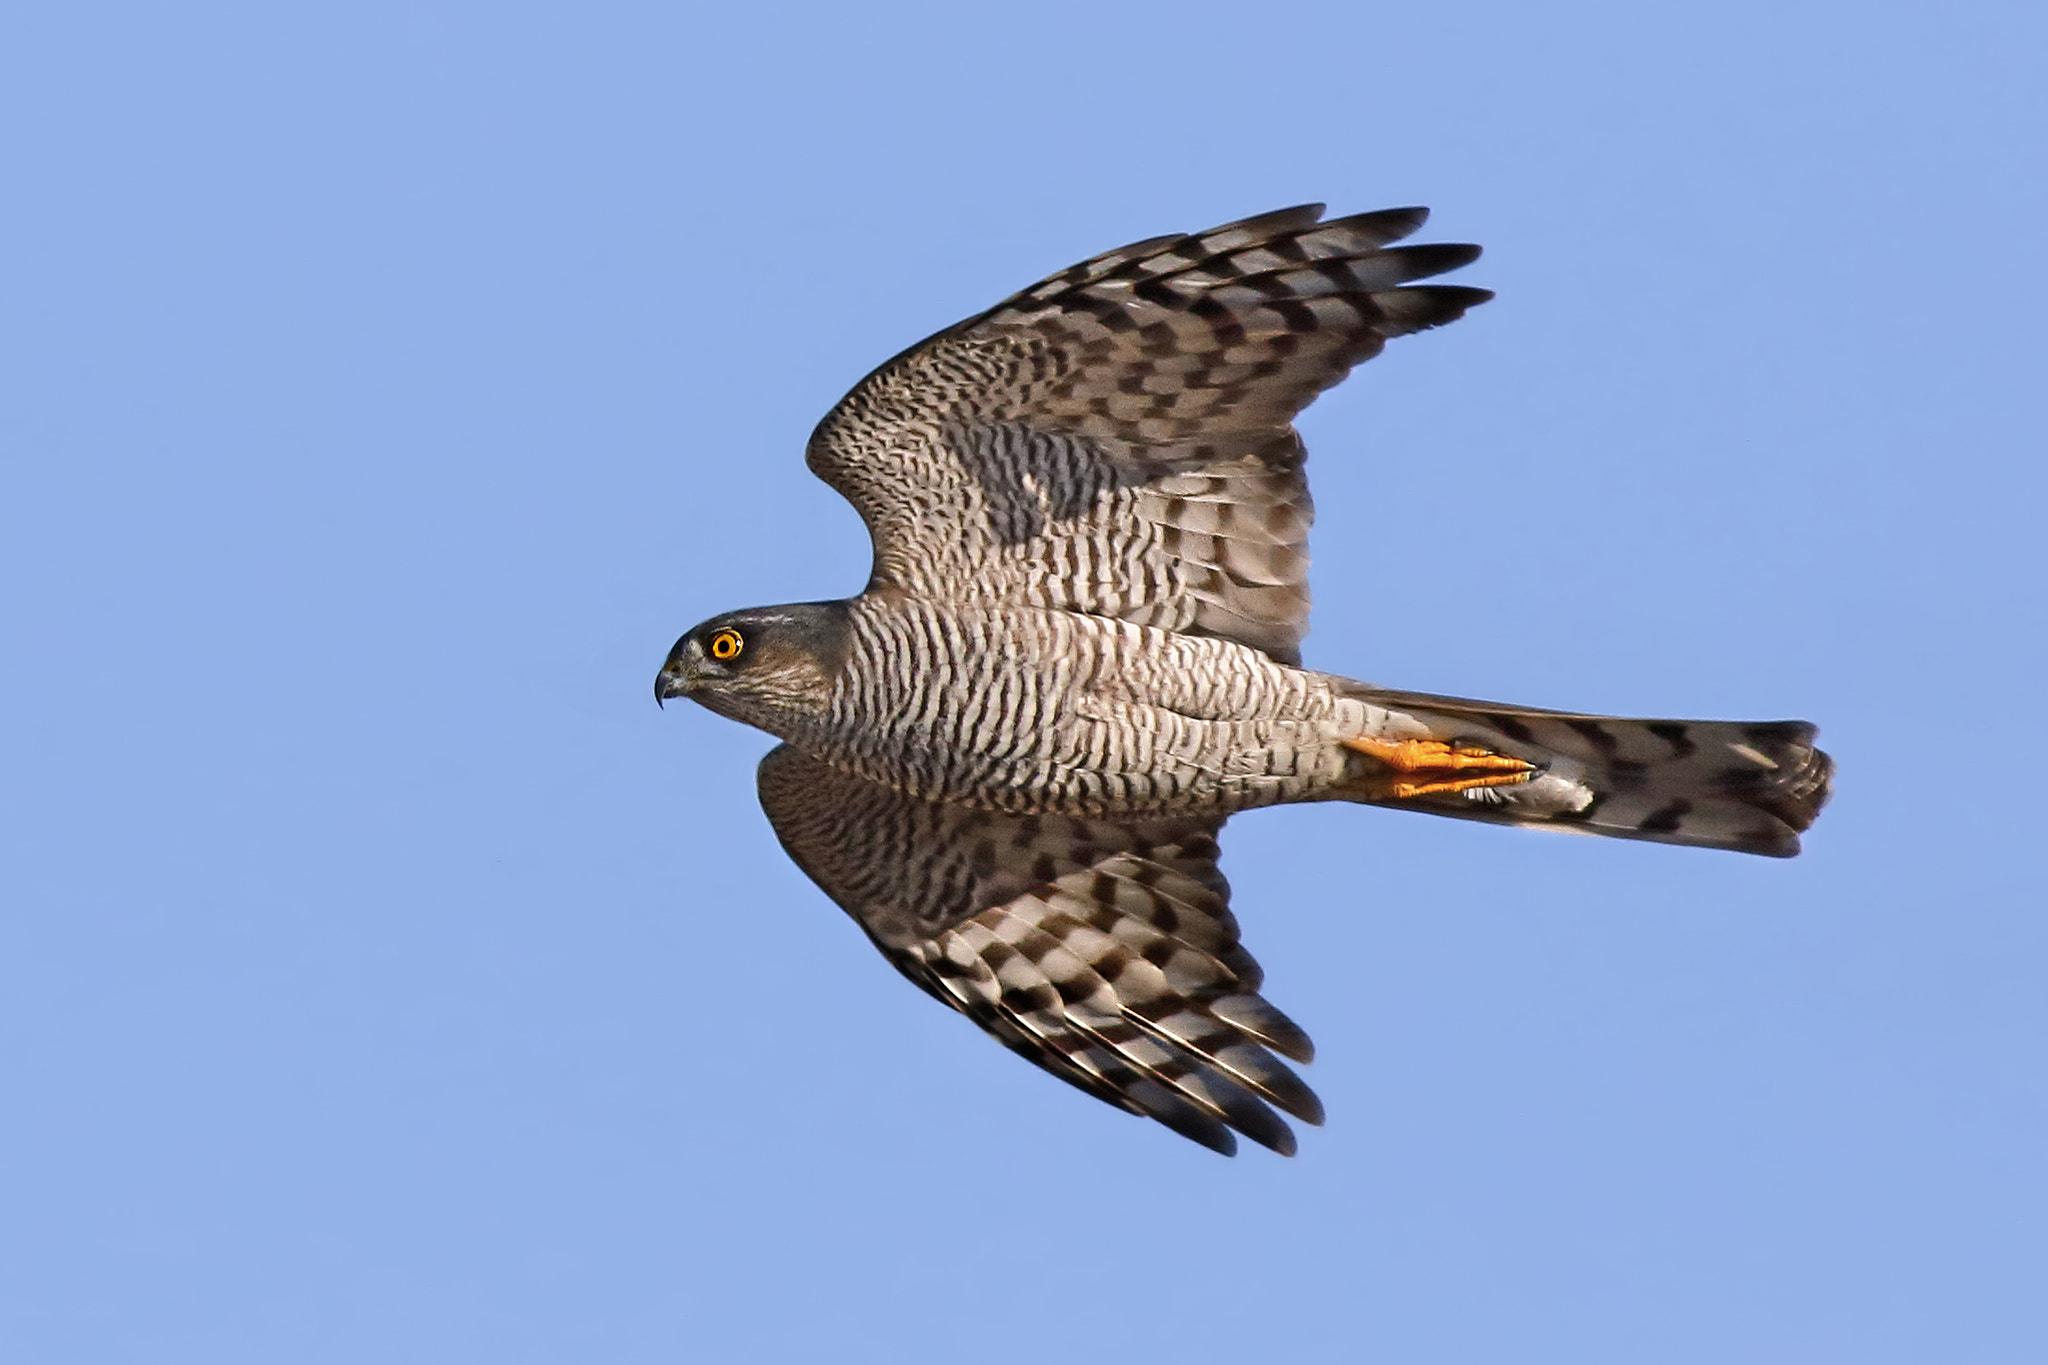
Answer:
[654, 205, 1833, 1156]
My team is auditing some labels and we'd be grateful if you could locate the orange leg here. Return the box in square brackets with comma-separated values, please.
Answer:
[1340, 735, 1535, 801]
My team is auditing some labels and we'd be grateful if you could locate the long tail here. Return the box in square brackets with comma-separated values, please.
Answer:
[1332, 688, 1834, 857]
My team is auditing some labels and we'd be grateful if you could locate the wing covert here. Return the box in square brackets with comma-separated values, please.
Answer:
[756, 744, 1319, 1156]
[806, 204, 1490, 663]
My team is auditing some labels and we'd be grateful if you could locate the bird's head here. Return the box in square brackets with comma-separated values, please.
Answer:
[654, 602, 851, 733]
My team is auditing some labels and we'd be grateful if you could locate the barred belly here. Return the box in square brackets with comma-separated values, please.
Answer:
[816, 598, 1361, 816]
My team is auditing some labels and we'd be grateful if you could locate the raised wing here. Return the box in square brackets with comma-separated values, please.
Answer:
[807, 205, 1490, 663]
[756, 744, 1321, 1156]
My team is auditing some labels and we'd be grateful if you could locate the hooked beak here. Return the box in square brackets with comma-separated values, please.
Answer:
[654, 651, 700, 708]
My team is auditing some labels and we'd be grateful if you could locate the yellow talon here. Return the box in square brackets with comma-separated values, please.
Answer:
[1383, 771, 1536, 800]
[1340, 735, 1534, 801]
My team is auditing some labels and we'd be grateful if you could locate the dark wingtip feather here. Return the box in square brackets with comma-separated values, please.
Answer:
[1390, 242, 1483, 280]
[1259, 1066, 1326, 1127]
[1204, 1078, 1300, 1156]
[1212, 994, 1316, 1064]
[1125, 1080, 1240, 1156]
[1253, 202, 1329, 226]
[1373, 284, 1496, 334]
[1186, 204, 1329, 250]
[1327, 205, 1430, 243]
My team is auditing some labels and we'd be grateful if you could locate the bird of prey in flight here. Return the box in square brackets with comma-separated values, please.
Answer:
[656, 205, 1832, 1156]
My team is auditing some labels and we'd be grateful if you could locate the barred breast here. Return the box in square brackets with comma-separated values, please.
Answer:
[806, 597, 1366, 817]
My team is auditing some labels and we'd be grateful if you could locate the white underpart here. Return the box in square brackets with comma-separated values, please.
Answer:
[1480, 765, 1595, 815]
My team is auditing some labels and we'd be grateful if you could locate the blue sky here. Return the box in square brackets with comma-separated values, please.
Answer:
[6, 2, 2044, 1361]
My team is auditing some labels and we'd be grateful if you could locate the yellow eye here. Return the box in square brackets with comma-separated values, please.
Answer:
[708, 628, 744, 661]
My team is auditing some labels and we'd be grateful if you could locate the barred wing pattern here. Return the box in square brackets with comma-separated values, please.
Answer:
[807, 205, 1491, 664]
[757, 744, 1321, 1155]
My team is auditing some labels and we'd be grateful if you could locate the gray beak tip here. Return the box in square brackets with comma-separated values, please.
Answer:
[654, 666, 692, 708]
